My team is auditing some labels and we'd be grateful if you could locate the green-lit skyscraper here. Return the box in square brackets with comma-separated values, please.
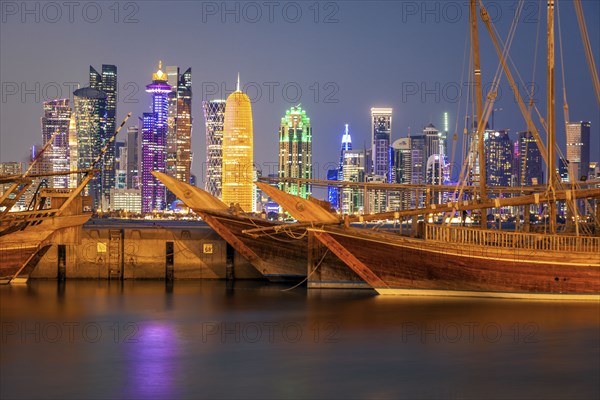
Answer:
[278, 106, 312, 198]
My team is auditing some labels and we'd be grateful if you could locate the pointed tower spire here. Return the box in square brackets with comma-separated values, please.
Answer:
[236, 73, 240, 92]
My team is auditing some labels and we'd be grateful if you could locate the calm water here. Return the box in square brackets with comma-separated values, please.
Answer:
[1, 280, 599, 400]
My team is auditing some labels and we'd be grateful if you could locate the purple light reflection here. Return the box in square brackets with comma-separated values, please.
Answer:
[121, 323, 180, 399]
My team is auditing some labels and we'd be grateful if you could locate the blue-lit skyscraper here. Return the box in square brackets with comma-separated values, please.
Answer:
[339, 123, 352, 176]
[141, 62, 171, 213]
[328, 124, 353, 210]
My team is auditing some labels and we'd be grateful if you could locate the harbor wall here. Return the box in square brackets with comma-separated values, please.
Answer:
[30, 220, 264, 280]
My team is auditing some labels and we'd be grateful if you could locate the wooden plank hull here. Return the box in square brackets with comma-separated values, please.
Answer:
[151, 170, 366, 287]
[0, 245, 40, 277]
[0, 214, 90, 279]
[198, 211, 365, 287]
[312, 227, 600, 300]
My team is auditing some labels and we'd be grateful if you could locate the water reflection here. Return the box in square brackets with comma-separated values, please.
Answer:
[122, 323, 180, 400]
[1, 280, 598, 399]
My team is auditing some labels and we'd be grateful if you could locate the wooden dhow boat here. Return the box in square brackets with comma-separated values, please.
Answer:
[258, 179, 600, 300]
[152, 171, 367, 287]
[254, 0, 600, 300]
[0, 113, 131, 283]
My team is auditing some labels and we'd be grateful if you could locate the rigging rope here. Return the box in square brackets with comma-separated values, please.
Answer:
[280, 248, 330, 292]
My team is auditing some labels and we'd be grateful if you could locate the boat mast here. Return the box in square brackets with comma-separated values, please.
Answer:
[547, 0, 557, 234]
[470, 0, 487, 228]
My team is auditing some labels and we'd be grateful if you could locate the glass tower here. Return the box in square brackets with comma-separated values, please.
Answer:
[203, 100, 226, 198]
[222, 75, 254, 212]
[166, 66, 193, 200]
[371, 108, 392, 181]
[73, 87, 107, 209]
[515, 131, 544, 186]
[141, 62, 171, 213]
[89, 65, 117, 208]
[566, 121, 591, 181]
[41, 99, 71, 188]
[126, 126, 139, 189]
[278, 105, 312, 198]
[485, 130, 513, 189]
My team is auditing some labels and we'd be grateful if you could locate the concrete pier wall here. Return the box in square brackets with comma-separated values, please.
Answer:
[31, 220, 264, 280]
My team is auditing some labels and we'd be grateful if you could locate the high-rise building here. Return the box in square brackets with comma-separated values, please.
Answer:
[515, 131, 544, 186]
[114, 140, 127, 190]
[41, 99, 71, 188]
[141, 62, 171, 213]
[485, 130, 513, 188]
[89, 65, 117, 207]
[409, 135, 426, 186]
[423, 123, 449, 204]
[566, 121, 591, 181]
[327, 168, 339, 210]
[278, 105, 312, 198]
[0, 162, 23, 204]
[423, 123, 446, 161]
[203, 100, 226, 198]
[391, 137, 413, 209]
[366, 174, 387, 213]
[222, 75, 254, 212]
[327, 124, 353, 211]
[341, 150, 365, 215]
[339, 124, 352, 176]
[126, 126, 139, 189]
[110, 188, 142, 213]
[68, 115, 78, 188]
[73, 87, 107, 209]
[165, 66, 192, 201]
[559, 157, 570, 183]
[371, 108, 392, 181]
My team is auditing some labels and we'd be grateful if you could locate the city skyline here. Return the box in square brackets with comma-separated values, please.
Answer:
[1, 1, 598, 189]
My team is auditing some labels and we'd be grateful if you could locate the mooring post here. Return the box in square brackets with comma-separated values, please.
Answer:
[57, 244, 66, 281]
[165, 241, 174, 281]
[225, 243, 235, 280]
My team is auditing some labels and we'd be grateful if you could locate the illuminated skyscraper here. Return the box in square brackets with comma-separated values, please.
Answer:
[68, 115, 78, 189]
[222, 75, 254, 212]
[126, 126, 139, 189]
[339, 123, 352, 175]
[141, 62, 171, 213]
[165, 66, 192, 199]
[485, 130, 513, 188]
[371, 108, 392, 181]
[327, 124, 352, 211]
[391, 137, 413, 209]
[73, 87, 107, 209]
[278, 105, 312, 198]
[515, 131, 544, 186]
[90, 65, 117, 206]
[203, 100, 226, 198]
[566, 121, 591, 181]
[341, 150, 365, 214]
[0, 162, 23, 204]
[41, 99, 71, 188]
[327, 168, 339, 210]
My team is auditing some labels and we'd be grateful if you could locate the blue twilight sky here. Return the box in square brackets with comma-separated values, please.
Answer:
[1, 1, 598, 189]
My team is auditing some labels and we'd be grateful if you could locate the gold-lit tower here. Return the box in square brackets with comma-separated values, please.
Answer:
[222, 74, 254, 211]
